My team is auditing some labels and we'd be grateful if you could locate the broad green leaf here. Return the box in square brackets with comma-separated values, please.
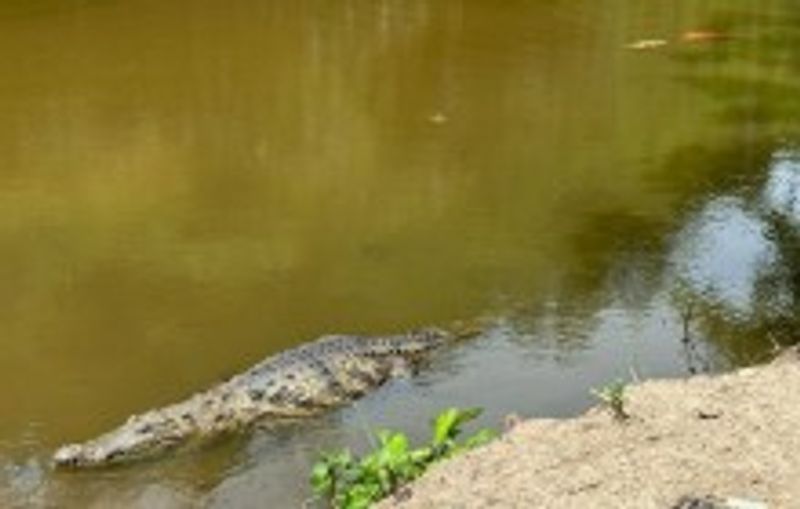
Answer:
[310, 462, 332, 494]
[384, 432, 409, 458]
[464, 428, 497, 449]
[432, 408, 458, 446]
[409, 446, 432, 464]
[433, 407, 482, 445]
[346, 482, 381, 509]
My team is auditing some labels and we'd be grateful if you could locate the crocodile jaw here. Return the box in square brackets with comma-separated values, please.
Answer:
[53, 419, 177, 468]
[53, 441, 116, 468]
[53, 443, 87, 468]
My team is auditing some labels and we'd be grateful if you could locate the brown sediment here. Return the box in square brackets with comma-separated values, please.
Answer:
[381, 349, 800, 509]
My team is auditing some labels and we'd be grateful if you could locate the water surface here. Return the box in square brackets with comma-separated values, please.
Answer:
[2, 1, 800, 507]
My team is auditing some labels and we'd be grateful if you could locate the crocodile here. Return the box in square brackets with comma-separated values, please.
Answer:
[53, 327, 470, 469]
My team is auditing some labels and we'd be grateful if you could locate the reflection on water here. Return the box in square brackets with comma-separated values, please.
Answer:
[2, 0, 800, 507]
[764, 149, 800, 222]
[669, 196, 777, 314]
[668, 146, 800, 365]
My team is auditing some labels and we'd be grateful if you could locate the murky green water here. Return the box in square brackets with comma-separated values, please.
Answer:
[2, 0, 800, 507]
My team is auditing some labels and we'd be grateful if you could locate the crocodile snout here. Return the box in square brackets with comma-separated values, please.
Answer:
[53, 443, 90, 468]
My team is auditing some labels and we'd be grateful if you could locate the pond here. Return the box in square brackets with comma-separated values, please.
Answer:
[2, 0, 800, 507]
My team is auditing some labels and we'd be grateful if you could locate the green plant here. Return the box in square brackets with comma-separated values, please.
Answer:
[591, 379, 629, 421]
[310, 407, 495, 509]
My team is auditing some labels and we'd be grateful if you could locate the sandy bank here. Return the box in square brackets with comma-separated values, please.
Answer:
[381, 349, 800, 509]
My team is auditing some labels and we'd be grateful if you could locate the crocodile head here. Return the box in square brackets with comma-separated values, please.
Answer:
[53, 415, 178, 468]
[53, 442, 106, 468]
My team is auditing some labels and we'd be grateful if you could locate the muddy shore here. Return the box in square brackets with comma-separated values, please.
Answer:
[380, 349, 800, 509]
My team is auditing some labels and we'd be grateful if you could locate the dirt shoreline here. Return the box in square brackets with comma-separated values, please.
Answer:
[380, 349, 800, 509]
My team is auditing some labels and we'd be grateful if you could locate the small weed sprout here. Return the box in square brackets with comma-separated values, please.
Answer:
[310, 407, 495, 509]
[591, 379, 629, 421]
